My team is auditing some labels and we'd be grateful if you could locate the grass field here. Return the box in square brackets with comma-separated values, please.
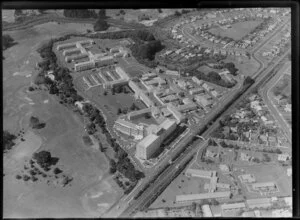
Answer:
[3, 21, 122, 218]
[222, 56, 260, 77]
[271, 74, 291, 98]
[232, 164, 292, 199]
[208, 20, 263, 41]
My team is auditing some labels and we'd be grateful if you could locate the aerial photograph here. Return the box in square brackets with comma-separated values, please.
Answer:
[3, 7, 292, 218]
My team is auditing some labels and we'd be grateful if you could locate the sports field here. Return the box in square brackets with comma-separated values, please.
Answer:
[208, 20, 263, 41]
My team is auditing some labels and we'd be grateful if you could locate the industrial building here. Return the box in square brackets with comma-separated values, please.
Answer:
[176, 191, 231, 203]
[114, 118, 145, 139]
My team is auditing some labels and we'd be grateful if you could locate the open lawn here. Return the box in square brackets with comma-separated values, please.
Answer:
[3, 21, 122, 218]
[232, 164, 292, 199]
[222, 57, 260, 77]
[208, 19, 263, 41]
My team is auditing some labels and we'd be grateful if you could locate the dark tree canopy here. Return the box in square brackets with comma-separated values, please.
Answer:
[3, 130, 17, 152]
[94, 18, 110, 31]
[2, 34, 17, 50]
[63, 9, 97, 19]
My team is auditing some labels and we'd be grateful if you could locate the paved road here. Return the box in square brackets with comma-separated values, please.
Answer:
[260, 62, 292, 143]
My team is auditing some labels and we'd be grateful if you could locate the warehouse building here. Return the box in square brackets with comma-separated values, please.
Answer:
[176, 191, 231, 203]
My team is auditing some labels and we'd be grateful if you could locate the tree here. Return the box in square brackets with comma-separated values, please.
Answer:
[174, 11, 181, 16]
[98, 9, 106, 18]
[86, 122, 97, 135]
[3, 130, 17, 152]
[117, 108, 122, 115]
[130, 103, 137, 111]
[38, 9, 47, 14]
[29, 116, 46, 129]
[53, 167, 63, 174]
[119, 9, 126, 15]
[157, 9, 163, 13]
[14, 9, 23, 16]
[94, 18, 110, 32]
[2, 34, 17, 50]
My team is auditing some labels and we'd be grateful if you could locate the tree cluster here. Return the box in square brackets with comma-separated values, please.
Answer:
[29, 116, 46, 129]
[33, 150, 59, 171]
[3, 130, 17, 152]
[223, 62, 239, 76]
[63, 9, 98, 19]
[93, 18, 110, 32]
[2, 34, 17, 51]
[190, 70, 235, 88]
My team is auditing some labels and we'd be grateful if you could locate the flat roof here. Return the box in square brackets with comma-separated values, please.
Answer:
[246, 198, 271, 205]
[221, 202, 246, 210]
[252, 182, 276, 188]
[186, 169, 213, 178]
[159, 118, 176, 130]
[115, 118, 141, 130]
[176, 191, 231, 202]
[138, 134, 159, 149]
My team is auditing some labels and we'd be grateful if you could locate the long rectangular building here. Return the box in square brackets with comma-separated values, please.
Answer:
[74, 60, 95, 72]
[246, 198, 272, 209]
[185, 169, 214, 179]
[114, 118, 145, 139]
[176, 191, 231, 203]
[221, 202, 246, 211]
[167, 103, 186, 124]
[127, 108, 152, 120]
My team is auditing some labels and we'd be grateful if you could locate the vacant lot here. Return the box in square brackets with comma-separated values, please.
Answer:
[208, 20, 263, 41]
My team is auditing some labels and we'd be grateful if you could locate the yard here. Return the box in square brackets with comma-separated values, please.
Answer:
[208, 19, 263, 41]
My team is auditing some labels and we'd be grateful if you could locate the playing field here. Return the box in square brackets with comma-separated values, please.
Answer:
[208, 20, 263, 41]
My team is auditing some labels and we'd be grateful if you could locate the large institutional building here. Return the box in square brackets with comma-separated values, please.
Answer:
[56, 39, 116, 72]
[135, 118, 177, 160]
[114, 118, 145, 140]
